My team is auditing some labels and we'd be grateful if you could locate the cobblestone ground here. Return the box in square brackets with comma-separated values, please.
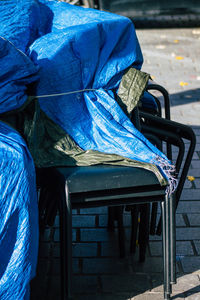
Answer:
[31, 27, 200, 300]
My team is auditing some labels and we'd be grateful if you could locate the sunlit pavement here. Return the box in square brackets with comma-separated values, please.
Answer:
[31, 27, 200, 300]
[137, 28, 200, 126]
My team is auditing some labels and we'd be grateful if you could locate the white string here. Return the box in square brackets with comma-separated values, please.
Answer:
[29, 88, 101, 100]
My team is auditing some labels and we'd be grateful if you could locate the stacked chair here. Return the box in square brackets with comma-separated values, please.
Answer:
[37, 81, 196, 300]
[107, 82, 196, 262]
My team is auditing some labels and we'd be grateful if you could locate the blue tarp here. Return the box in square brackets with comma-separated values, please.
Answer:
[0, 121, 38, 300]
[29, 0, 169, 167]
[0, 2, 40, 298]
[0, 1, 175, 299]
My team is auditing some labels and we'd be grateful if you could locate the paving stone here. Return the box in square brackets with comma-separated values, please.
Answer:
[192, 128, 200, 136]
[150, 273, 185, 294]
[72, 215, 96, 227]
[177, 214, 187, 226]
[187, 214, 200, 226]
[177, 201, 200, 213]
[54, 228, 76, 242]
[149, 234, 162, 242]
[73, 243, 98, 257]
[172, 274, 200, 293]
[52, 242, 98, 258]
[47, 276, 99, 299]
[101, 241, 123, 257]
[183, 180, 193, 189]
[80, 207, 108, 214]
[80, 228, 118, 242]
[185, 293, 200, 300]
[176, 241, 195, 256]
[73, 275, 99, 294]
[51, 258, 80, 275]
[191, 161, 200, 169]
[101, 274, 151, 293]
[150, 273, 165, 292]
[193, 241, 200, 255]
[75, 293, 132, 300]
[149, 241, 194, 256]
[181, 257, 200, 273]
[54, 209, 77, 226]
[130, 292, 185, 300]
[83, 257, 134, 275]
[191, 151, 200, 160]
[176, 228, 200, 241]
[131, 257, 164, 273]
[194, 178, 200, 189]
[99, 214, 131, 227]
[149, 241, 162, 256]
[180, 191, 200, 201]
[186, 168, 200, 177]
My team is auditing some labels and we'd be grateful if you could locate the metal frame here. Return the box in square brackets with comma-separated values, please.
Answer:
[140, 111, 196, 235]
[57, 170, 176, 300]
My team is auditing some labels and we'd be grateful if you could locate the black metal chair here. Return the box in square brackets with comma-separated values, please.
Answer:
[126, 86, 195, 258]
[107, 83, 172, 260]
[140, 111, 196, 235]
[107, 83, 195, 264]
[36, 158, 177, 300]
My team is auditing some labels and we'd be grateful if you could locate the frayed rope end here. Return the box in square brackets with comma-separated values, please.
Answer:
[153, 156, 178, 195]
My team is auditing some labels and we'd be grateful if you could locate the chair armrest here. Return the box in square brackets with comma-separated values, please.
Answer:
[140, 111, 196, 203]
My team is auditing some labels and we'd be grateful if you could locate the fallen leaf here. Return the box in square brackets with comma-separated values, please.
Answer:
[174, 39, 179, 43]
[187, 176, 195, 181]
[151, 75, 155, 80]
[175, 56, 184, 60]
[179, 81, 188, 87]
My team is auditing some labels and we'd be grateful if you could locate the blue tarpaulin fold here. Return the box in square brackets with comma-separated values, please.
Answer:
[0, 121, 38, 300]
[0, 2, 40, 298]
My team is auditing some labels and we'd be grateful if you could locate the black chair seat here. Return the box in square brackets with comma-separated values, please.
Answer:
[53, 163, 174, 300]
[57, 165, 166, 207]
[57, 165, 161, 192]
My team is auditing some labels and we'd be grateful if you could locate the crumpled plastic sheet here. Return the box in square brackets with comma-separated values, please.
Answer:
[0, 36, 39, 114]
[29, 0, 168, 165]
[0, 2, 40, 299]
[0, 121, 38, 300]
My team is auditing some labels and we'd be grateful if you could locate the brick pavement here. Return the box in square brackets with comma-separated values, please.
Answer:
[31, 27, 200, 300]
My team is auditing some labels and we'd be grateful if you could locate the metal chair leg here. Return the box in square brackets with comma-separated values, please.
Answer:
[170, 194, 176, 284]
[107, 207, 115, 232]
[130, 205, 139, 254]
[116, 206, 126, 258]
[59, 182, 73, 300]
[150, 202, 158, 235]
[138, 203, 150, 262]
[161, 197, 172, 300]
